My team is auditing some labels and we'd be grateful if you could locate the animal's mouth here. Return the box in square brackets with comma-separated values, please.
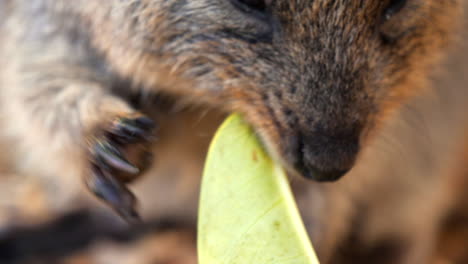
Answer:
[250, 127, 348, 181]
[235, 103, 358, 182]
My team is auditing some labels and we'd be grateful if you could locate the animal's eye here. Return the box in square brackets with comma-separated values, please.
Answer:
[383, 0, 408, 20]
[380, 0, 412, 42]
[231, 0, 268, 13]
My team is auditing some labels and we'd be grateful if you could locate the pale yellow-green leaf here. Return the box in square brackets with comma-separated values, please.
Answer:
[198, 114, 320, 264]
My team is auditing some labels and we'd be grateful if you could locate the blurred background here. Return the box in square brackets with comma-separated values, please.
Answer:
[0, 3, 468, 264]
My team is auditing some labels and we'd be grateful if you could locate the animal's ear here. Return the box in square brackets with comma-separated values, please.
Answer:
[379, 0, 423, 43]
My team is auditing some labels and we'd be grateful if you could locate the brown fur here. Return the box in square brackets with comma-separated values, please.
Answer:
[0, 0, 467, 263]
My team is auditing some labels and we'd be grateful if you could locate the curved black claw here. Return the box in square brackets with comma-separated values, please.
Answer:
[94, 141, 139, 174]
[88, 114, 156, 223]
[109, 116, 156, 144]
[86, 165, 141, 224]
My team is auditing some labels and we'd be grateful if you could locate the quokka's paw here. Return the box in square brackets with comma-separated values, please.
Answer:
[85, 113, 156, 223]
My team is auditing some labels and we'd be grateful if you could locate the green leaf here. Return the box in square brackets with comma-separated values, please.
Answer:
[198, 114, 320, 264]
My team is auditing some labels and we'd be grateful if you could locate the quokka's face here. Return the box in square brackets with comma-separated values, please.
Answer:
[109, 0, 459, 181]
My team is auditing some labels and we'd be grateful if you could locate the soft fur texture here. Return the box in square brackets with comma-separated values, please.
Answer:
[0, 0, 466, 263]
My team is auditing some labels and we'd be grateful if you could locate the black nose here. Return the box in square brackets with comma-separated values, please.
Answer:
[298, 165, 349, 182]
[294, 130, 360, 182]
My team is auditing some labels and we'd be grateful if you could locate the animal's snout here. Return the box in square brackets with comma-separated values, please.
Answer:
[293, 127, 361, 182]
